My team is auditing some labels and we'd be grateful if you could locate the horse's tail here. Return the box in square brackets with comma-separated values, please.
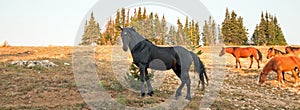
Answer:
[190, 51, 208, 90]
[256, 49, 263, 62]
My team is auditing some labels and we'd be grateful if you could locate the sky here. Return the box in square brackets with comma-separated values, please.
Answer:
[0, 0, 299, 46]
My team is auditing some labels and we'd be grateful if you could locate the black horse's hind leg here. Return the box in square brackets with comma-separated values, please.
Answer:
[175, 78, 185, 98]
[175, 69, 191, 100]
[145, 69, 154, 96]
[185, 75, 191, 100]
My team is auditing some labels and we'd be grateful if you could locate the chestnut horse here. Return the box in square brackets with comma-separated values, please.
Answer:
[285, 46, 300, 56]
[259, 56, 300, 86]
[219, 47, 262, 68]
[266, 47, 286, 59]
[266, 47, 294, 81]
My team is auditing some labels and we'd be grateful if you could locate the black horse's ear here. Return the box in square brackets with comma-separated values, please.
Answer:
[130, 26, 136, 31]
[118, 26, 123, 31]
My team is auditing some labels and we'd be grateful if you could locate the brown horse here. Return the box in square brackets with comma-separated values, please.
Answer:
[266, 47, 289, 81]
[285, 46, 300, 56]
[219, 47, 262, 68]
[266, 47, 286, 59]
[259, 56, 300, 86]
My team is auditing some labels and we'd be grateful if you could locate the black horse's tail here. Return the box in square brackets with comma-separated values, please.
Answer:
[256, 49, 263, 62]
[190, 51, 208, 90]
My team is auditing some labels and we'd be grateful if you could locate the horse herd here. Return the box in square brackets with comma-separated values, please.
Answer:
[219, 46, 300, 87]
[119, 27, 300, 100]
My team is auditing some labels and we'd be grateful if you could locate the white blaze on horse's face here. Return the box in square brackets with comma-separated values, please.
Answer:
[121, 31, 130, 51]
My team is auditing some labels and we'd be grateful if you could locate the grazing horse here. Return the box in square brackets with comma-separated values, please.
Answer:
[266, 47, 288, 81]
[119, 27, 208, 100]
[219, 47, 262, 68]
[259, 56, 300, 86]
[285, 46, 300, 56]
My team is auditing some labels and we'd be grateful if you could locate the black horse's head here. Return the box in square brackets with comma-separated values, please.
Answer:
[119, 26, 144, 52]
[119, 26, 133, 51]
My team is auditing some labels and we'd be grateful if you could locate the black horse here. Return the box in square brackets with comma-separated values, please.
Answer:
[119, 27, 208, 100]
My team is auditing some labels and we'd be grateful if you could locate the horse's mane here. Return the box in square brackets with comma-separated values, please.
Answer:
[274, 49, 285, 54]
[268, 48, 286, 55]
[232, 47, 238, 51]
[288, 46, 300, 51]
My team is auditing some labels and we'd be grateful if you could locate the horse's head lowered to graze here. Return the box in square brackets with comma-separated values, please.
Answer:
[219, 47, 226, 56]
[258, 71, 267, 84]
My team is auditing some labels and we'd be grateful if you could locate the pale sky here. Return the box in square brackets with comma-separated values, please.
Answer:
[0, 0, 299, 46]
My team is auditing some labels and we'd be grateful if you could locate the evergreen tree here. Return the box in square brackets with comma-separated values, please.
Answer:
[202, 16, 217, 46]
[114, 10, 121, 45]
[166, 25, 176, 45]
[161, 15, 167, 45]
[81, 12, 102, 45]
[221, 8, 232, 44]
[251, 12, 287, 45]
[126, 9, 130, 27]
[121, 8, 126, 27]
[194, 22, 200, 46]
[236, 16, 248, 45]
[221, 9, 248, 45]
[102, 18, 114, 45]
[176, 18, 184, 45]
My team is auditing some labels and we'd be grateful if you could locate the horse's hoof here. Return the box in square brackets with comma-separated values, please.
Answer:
[147, 91, 154, 96]
[141, 93, 145, 97]
[175, 92, 181, 97]
[185, 96, 192, 100]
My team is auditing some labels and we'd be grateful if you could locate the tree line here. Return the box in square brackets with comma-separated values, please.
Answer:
[80, 7, 287, 46]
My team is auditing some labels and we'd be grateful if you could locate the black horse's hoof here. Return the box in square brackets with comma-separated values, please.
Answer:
[185, 96, 192, 100]
[141, 93, 146, 97]
[147, 91, 154, 96]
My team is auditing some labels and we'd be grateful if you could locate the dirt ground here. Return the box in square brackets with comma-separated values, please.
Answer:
[0, 46, 300, 109]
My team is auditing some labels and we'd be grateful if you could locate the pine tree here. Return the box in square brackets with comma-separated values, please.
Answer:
[194, 22, 200, 46]
[251, 12, 287, 45]
[125, 9, 130, 27]
[221, 8, 232, 45]
[221, 9, 248, 45]
[137, 7, 142, 20]
[166, 25, 176, 45]
[236, 16, 248, 45]
[81, 12, 102, 45]
[121, 8, 126, 27]
[114, 10, 121, 44]
[161, 15, 167, 45]
[176, 19, 184, 45]
[202, 16, 216, 46]
[102, 18, 114, 45]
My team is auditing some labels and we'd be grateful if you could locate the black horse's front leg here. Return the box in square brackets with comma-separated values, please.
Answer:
[145, 69, 154, 96]
[139, 64, 146, 97]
